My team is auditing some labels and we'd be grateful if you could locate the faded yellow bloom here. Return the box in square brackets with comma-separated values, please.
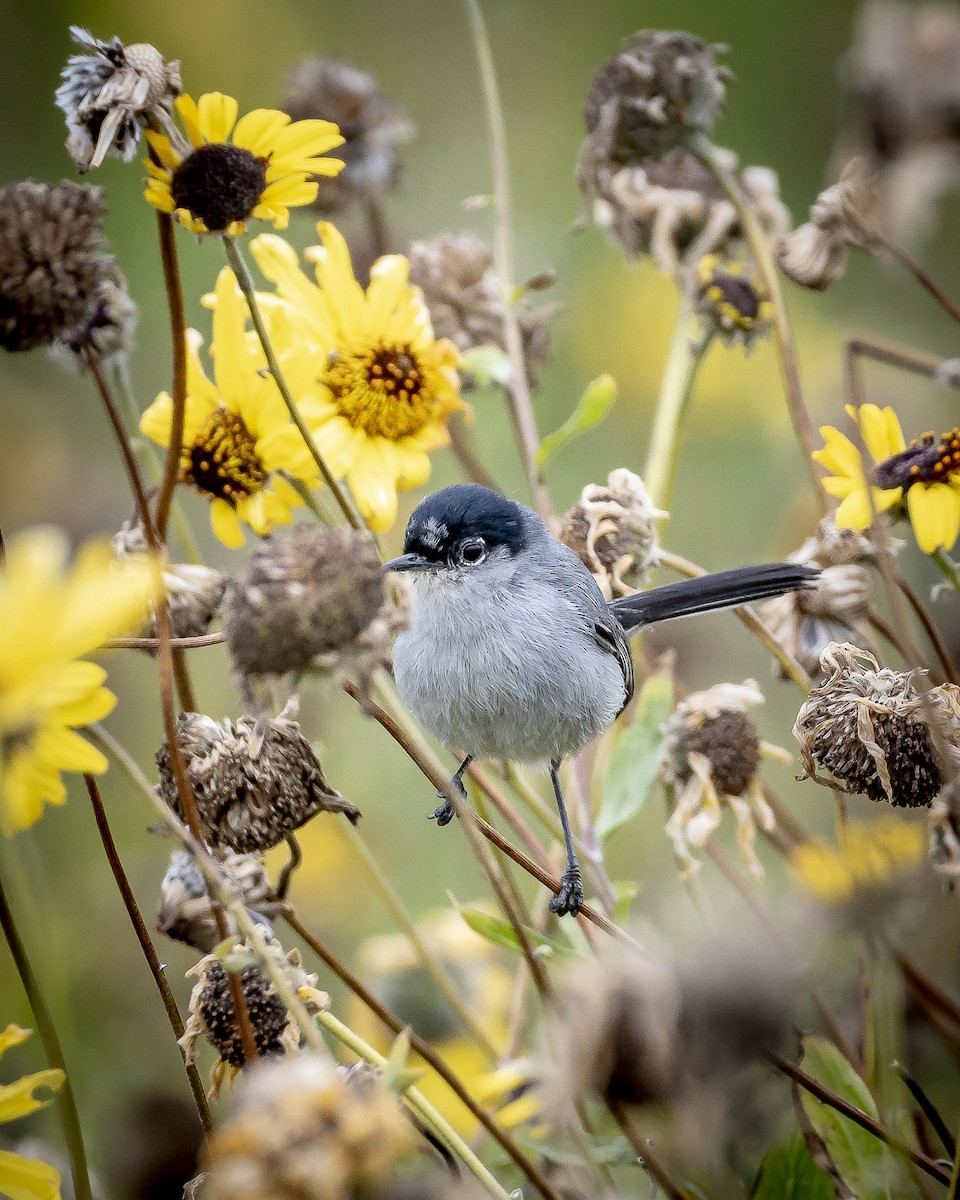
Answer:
[792, 816, 926, 903]
[0, 1024, 65, 1200]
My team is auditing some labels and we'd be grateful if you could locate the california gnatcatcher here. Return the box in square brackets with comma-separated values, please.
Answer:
[386, 484, 816, 917]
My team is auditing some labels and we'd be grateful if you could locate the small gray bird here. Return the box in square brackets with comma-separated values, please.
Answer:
[386, 484, 816, 917]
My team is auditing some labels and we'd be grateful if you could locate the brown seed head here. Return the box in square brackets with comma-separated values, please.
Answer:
[281, 56, 413, 214]
[204, 1053, 414, 1200]
[407, 233, 558, 389]
[155, 709, 361, 853]
[156, 849, 280, 953]
[56, 27, 181, 172]
[794, 642, 955, 807]
[560, 468, 665, 598]
[0, 180, 114, 353]
[663, 683, 764, 797]
[224, 525, 384, 679]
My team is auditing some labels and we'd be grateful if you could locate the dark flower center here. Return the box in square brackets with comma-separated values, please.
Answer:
[324, 341, 433, 438]
[170, 143, 267, 232]
[872, 428, 960, 491]
[699, 267, 763, 328]
[677, 710, 761, 796]
[183, 409, 266, 504]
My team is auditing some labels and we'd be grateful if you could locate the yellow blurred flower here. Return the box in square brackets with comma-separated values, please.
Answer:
[250, 223, 464, 531]
[0, 531, 157, 836]
[144, 91, 344, 234]
[814, 404, 960, 553]
[0, 1024, 65, 1200]
[140, 268, 320, 547]
[792, 815, 926, 903]
[347, 909, 512, 1135]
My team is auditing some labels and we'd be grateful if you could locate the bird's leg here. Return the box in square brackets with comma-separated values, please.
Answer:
[549, 760, 584, 917]
[431, 754, 473, 826]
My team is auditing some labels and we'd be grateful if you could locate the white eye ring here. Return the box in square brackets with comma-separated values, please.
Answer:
[457, 537, 487, 565]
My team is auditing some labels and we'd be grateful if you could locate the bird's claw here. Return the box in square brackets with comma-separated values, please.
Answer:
[430, 774, 468, 826]
[549, 865, 584, 917]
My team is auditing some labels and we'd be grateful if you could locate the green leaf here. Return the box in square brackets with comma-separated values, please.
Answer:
[752, 1131, 833, 1200]
[798, 1035, 892, 1200]
[536, 373, 617, 467]
[457, 905, 571, 958]
[460, 345, 512, 386]
[597, 673, 673, 841]
[611, 881, 639, 926]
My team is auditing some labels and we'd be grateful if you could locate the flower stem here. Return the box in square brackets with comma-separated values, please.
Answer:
[0, 871, 93, 1200]
[222, 235, 365, 532]
[339, 822, 499, 1057]
[933, 546, 960, 594]
[83, 775, 213, 1136]
[154, 212, 188, 543]
[462, 0, 554, 524]
[643, 306, 713, 511]
[685, 132, 826, 509]
[282, 908, 563, 1198]
[316, 1009, 520, 1200]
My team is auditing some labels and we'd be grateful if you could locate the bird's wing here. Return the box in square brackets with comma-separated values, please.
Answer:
[591, 615, 635, 714]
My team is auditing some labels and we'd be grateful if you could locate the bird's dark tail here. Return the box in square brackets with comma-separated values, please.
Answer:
[610, 563, 819, 633]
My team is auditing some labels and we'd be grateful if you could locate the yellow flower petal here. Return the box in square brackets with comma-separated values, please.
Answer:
[907, 481, 960, 553]
[232, 108, 290, 154]
[0, 1146, 63, 1200]
[209, 499, 245, 548]
[174, 94, 204, 147]
[858, 403, 906, 462]
[196, 92, 239, 144]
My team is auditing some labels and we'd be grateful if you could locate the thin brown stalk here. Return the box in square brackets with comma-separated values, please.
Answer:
[847, 333, 960, 384]
[868, 228, 960, 328]
[154, 211, 187, 542]
[172, 649, 197, 712]
[686, 132, 825, 510]
[281, 910, 563, 1200]
[449, 416, 501, 492]
[772, 1052, 951, 1185]
[462, 0, 554, 524]
[83, 775, 212, 1136]
[105, 632, 225, 650]
[895, 574, 960, 685]
[608, 1098, 689, 1200]
[868, 610, 931, 674]
[84, 344, 157, 543]
[341, 678, 635, 945]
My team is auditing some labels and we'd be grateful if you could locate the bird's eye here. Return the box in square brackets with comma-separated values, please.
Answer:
[457, 537, 487, 565]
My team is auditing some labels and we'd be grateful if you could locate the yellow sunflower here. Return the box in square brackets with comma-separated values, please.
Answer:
[792, 816, 925, 904]
[140, 268, 321, 548]
[814, 404, 960, 554]
[250, 223, 464, 531]
[144, 92, 344, 235]
[0, 530, 157, 837]
[0, 1025, 64, 1200]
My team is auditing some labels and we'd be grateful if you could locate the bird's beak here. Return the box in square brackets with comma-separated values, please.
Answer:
[383, 552, 431, 573]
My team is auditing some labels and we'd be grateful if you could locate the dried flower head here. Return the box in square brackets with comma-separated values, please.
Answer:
[204, 1053, 413, 1200]
[282, 56, 413, 214]
[662, 681, 783, 879]
[0, 180, 114, 353]
[929, 785, 960, 883]
[156, 849, 281, 952]
[694, 254, 772, 350]
[51, 271, 138, 372]
[56, 27, 182, 172]
[792, 815, 926, 904]
[777, 162, 879, 290]
[760, 517, 878, 680]
[407, 233, 558, 389]
[181, 940, 327, 1096]
[550, 933, 796, 1137]
[560, 468, 665, 599]
[224, 524, 385, 682]
[582, 31, 730, 166]
[581, 145, 789, 271]
[155, 707, 361, 853]
[794, 642, 958, 806]
[835, 1, 960, 245]
[114, 519, 227, 645]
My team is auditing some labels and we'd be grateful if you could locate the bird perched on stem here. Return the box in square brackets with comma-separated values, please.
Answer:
[386, 484, 816, 917]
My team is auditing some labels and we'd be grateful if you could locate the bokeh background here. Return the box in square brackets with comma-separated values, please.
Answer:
[3, 0, 960, 1189]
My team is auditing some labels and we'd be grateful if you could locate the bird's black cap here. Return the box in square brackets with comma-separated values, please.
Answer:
[391, 484, 531, 567]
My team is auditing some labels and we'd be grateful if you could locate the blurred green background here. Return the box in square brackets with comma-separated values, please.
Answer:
[3, 0, 960, 1186]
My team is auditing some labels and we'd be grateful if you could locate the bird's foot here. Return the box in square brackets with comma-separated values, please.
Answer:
[549, 865, 584, 917]
[430, 773, 468, 826]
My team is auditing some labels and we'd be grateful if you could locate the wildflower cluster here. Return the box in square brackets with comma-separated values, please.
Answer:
[4, 11, 960, 1200]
